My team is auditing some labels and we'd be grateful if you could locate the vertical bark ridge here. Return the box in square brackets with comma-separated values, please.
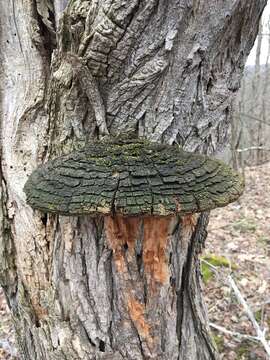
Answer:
[177, 213, 218, 359]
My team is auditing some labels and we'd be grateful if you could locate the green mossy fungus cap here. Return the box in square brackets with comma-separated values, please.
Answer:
[24, 138, 244, 216]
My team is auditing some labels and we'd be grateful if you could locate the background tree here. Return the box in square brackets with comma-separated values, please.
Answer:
[232, 13, 270, 170]
[0, 1, 266, 359]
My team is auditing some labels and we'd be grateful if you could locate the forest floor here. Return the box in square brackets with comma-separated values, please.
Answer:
[0, 163, 269, 359]
[203, 161, 270, 359]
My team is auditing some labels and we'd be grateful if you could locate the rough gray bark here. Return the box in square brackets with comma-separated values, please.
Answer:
[0, 1, 266, 359]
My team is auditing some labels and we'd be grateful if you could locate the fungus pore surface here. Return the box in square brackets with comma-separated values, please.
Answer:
[24, 137, 244, 216]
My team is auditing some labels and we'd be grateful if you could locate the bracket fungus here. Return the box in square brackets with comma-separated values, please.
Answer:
[24, 137, 244, 285]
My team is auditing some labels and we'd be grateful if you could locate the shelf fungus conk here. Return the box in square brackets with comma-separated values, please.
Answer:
[24, 137, 244, 216]
[24, 138, 244, 286]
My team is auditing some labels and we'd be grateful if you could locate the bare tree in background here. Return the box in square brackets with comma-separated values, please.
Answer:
[259, 16, 270, 163]
[233, 14, 270, 169]
[252, 20, 264, 165]
[0, 1, 266, 359]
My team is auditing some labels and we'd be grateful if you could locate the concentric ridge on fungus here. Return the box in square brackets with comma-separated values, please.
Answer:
[24, 138, 244, 216]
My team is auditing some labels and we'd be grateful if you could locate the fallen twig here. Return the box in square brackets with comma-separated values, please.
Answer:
[227, 275, 270, 357]
[201, 259, 270, 357]
[209, 323, 258, 342]
[236, 146, 270, 152]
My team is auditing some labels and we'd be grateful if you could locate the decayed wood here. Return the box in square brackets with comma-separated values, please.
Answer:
[0, 0, 266, 359]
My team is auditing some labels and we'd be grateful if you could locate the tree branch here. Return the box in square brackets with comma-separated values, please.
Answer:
[236, 146, 270, 152]
[235, 112, 270, 126]
[201, 259, 270, 356]
[227, 275, 270, 356]
[209, 323, 259, 342]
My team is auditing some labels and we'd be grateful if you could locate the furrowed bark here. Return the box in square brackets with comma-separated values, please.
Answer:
[0, 1, 266, 359]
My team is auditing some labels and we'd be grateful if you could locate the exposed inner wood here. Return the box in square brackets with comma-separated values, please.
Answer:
[105, 214, 172, 284]
[105, 215, 141, 272]
[127, 295, 153, 347]
[143, 216, 172, 287]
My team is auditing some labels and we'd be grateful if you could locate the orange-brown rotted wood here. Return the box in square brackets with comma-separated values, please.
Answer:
[104, 215, 141, 272]
[181, 214, 197, 231]
[143, 216, 173, 286]
[127, 295, 153, 345]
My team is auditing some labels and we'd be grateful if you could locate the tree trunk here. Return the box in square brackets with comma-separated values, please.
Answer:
[260, 14, 270, 164]
[0, 1, 266, 359]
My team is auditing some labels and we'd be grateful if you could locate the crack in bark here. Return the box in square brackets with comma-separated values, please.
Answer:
[177, 215, 199, 351]
[78, 317, 97, 349]
[11, 0, 23, 54]
[177, 213, 218, 359]
[67, 54, 109, 136]
[110, 177, 121, 216]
